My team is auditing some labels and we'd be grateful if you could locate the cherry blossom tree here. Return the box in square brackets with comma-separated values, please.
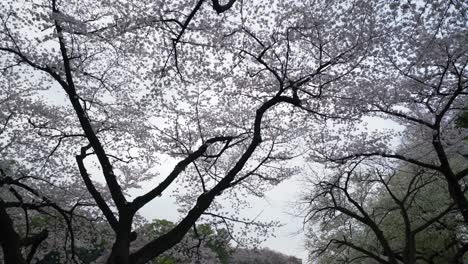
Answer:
[303, 1, 468, 263]
[303, 160, 465, 264]
[0, 0, 376, 263]
[229, 247, 302, 264]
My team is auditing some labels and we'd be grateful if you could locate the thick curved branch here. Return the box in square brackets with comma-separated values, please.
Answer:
[332, 152, 441, 172]
[129, 94, 300, 264]
[212, 0, 236, 14]
[76, 145, 118, 230]
[131, 136, 234, 210]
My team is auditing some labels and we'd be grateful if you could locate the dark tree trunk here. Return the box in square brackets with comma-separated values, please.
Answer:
[0, 200, 26, 264]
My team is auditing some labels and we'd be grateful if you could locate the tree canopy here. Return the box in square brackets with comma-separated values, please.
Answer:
[0, 0, 467, 264]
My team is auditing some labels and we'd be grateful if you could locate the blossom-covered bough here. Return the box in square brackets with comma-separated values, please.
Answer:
[0, 0, 374, 263]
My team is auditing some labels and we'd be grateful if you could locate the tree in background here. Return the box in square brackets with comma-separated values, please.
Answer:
[140, 219, 231, 264]
[229, 248, 302, 264]
[304, 160, 465, 263]
[312, 0, 468, 225]
[303, 1, 468, 263]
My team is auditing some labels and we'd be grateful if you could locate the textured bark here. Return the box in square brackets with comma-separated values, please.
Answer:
[0, 200, 26, 264]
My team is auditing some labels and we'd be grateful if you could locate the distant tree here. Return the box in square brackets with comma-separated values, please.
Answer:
[229, 247, 302, 264]
[303, 160, 466, 264]
[140, 219, 231, 264]
[303, 1, 468, 263]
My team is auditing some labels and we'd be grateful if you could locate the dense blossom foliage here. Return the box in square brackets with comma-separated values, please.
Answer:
[0, 0, 366, 263]
[0, 0, 467, 264]
[301, 1, 468, 263]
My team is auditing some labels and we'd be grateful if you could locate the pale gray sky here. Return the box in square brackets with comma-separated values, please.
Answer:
[139, 172, 308, 260]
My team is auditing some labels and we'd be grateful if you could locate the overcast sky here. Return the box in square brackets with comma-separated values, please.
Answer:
[139, 172, 308, 260]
